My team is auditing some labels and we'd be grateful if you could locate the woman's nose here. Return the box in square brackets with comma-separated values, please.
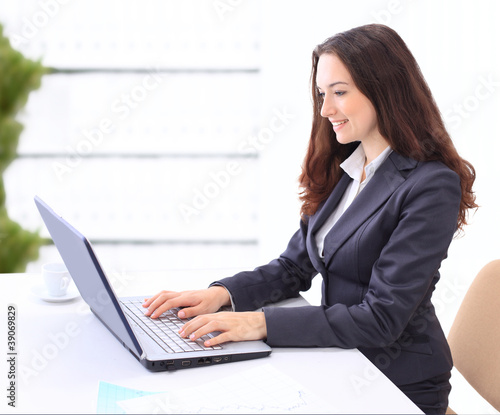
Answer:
[320, 95, 336, 118]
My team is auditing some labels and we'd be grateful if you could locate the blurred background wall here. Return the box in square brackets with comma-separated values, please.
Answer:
[1, 1, 499, 412]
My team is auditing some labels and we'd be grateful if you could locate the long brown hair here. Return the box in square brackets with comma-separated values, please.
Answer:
[299, 24, 477, 231]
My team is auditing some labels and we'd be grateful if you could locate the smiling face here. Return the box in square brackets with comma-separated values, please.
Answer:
[316, 53, 386, 152]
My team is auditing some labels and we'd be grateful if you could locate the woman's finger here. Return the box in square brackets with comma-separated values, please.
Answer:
[142, 290, 176, 308]
[204, 331, 232, 347]
[179, 315, 216, 338]
[180, 312, 267, 344]
[144, 292, 183, 317]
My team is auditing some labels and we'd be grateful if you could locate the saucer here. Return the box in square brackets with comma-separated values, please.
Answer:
[31, 284, 80, 303]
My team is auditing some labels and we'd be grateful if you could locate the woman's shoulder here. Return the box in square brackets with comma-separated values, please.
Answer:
[389, 151, 458, 177]
[388, 152, 460, 194]
[417, 159, 457, 175]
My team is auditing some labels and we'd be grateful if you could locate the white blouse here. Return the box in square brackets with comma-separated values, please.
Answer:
[315, 144, 393, 259]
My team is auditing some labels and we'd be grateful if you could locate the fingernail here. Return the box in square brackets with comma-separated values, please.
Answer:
[179, 330, 185, 337]
[178, 310, 185, 318]
[189, 334, 195, 340]
[205, 340, 211, 346]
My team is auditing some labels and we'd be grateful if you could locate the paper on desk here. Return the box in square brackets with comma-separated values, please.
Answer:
[116, 364, 332, 414]
[96, 381, 161, 414]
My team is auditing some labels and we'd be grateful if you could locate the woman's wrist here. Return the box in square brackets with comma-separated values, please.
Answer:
[209, 285, 231, 308]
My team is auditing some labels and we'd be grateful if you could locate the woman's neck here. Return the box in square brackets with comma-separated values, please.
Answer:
[360, 137, 390, 165]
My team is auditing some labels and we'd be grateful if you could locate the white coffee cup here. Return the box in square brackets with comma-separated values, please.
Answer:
[42, 263, 71, 297]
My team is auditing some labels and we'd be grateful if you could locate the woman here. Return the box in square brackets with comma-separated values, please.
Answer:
[144, 24, 477, 413]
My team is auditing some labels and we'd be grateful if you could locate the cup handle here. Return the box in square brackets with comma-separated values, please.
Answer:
[60, 277, 70, 291]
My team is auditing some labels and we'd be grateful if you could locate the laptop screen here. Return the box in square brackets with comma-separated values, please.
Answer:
[34, 196, 143, 359]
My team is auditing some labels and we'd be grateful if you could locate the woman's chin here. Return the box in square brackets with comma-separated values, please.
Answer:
[335, 134, 354, 145]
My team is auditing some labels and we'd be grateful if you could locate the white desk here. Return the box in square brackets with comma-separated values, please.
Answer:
[0, 270, 421, 414]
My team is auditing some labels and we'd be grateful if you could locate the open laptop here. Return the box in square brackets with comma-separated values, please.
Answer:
[34, 196, 272, 371]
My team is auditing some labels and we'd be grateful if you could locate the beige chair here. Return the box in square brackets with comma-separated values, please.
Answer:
[446, 260, 500, 413]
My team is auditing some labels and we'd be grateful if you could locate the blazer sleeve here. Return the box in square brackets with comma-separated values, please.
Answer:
[263, 165, 461, 348]
[215, 218, 318, 311]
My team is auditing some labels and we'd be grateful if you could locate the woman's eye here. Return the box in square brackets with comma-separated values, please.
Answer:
[318, 91, 325, 98]
[334, 91, 346, 96]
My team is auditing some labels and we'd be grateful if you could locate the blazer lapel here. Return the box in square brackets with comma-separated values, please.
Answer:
[308, 173, 352, 234]
[306, 173, 352, 275]
[322, 152, 418, 268]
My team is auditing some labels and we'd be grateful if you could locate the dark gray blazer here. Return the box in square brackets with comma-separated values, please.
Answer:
[217, 149, 460, 386]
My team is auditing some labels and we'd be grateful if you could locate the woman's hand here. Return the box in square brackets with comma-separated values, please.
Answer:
[179, 312, 267, 346]
[142, 286, 230, 319]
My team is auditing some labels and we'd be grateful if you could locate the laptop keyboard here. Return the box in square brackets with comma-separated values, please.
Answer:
[120, 299, 223, 354]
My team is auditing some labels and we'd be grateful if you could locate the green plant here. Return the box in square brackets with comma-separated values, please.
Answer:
[0, 23, 48, 273]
